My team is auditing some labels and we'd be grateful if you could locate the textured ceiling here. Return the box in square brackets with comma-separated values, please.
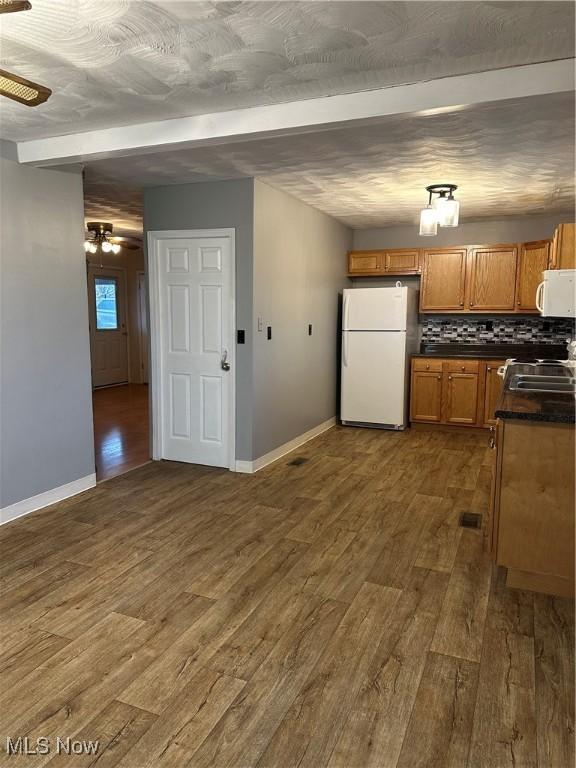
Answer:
[0, 1, 574, 141]
[83, 92, 575, 233]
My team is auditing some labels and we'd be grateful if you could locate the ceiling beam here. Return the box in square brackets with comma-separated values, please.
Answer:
[16, 59, 575, 166]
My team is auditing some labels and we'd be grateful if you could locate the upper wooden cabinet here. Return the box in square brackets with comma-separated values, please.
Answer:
[348, 251, 382, 275]
[515, 240, 550, 311]
[420, 248, 467, 311]
[467, 245, 518, 311]
[347, 248, 421, 276]
[383, 249, 420, 274]
[550, 223, 575, 270]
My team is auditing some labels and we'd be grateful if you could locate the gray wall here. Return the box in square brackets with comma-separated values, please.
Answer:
[0, 150, 95, 508]
[144, 178, 255, 461]
[253, 181, 351, 458]
[352, 213, 573, 250]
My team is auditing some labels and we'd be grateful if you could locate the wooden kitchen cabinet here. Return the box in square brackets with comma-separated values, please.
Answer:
[410, 370, 443, 422]
[490, 419, 575, 597]
[347, 249, 421, 276]
[549, 223, 575, 270]
[515, 240, 550, 312]
[348, 251, 382, 275]
[383, 249, 420, 274]
[483, 361, 506, 427]
[443, 372, 479, 424]
[420, 248, 467, 311]
[467, 244, 518, 311]
[410, 357, 506, 428]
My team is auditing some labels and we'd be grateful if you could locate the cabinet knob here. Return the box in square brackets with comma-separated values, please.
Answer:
[426, 364, 430, 370]
[517, 300, 521, 305]
[489, 437, 496, 449]
[459, 301, 464, 306]
[448, 375, 453, 380]
[487, 366, 492, 371]
[461, 365, 465, 371]
[469, 302, 474, 307]
[437, 375, 441, 380]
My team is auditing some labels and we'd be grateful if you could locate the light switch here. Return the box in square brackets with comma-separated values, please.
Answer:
[257, 316, 263, 332]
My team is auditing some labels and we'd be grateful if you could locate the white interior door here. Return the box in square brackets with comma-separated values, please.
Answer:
[88, 267, 129, 387]
[151, 231, 234, 468]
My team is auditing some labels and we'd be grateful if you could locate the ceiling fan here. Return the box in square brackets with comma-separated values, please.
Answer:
[84, 223, 142, 255]
[0, 0, 51, 106]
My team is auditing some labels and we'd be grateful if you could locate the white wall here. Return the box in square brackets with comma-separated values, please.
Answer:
[352, 213, 571, 250]
[253, 181, 351, 459]
[0, 145, 95, 510]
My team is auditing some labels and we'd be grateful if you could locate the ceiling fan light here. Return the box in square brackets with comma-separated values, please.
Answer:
[419, 206, 438, 236]
[0, 1, 32, 14]
[0, 69, 51, 106]
[101, 240, 113, 253]
[84, 241, 92, 252]
[111, 243, 121, 254]
[89, 243, 97, 254]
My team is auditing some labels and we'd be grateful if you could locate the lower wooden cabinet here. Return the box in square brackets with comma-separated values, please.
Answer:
[488, 419, 575, 597]
[483, 361, 506, 427]
[410, 370, 443, 422]
[410, 357, 506, 428]
[444, 373, 478, 424]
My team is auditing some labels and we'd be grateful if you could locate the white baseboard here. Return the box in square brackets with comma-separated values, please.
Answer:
[234, 417, 336, 474]
[0, 473, 97, 526]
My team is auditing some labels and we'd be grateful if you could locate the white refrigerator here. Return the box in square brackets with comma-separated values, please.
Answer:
[341, 286, 418, 430]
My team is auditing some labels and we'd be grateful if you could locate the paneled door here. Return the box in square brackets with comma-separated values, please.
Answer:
[150, 231, 235, 468]
[515, 240, 550, 312]
[88, 267, 129, 387]
[420, 248, 467, 311]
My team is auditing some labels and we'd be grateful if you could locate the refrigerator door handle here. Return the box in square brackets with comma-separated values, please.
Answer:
[343, 292, 350, 331]
[343, 331, 349, 367]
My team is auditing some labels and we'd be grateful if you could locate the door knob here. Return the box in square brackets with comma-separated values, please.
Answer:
[220, 349, 231, 372]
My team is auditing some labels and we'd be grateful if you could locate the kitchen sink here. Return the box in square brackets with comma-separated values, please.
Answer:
[509, 374, 576, 394]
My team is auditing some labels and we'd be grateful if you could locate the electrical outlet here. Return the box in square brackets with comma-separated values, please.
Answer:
[267, 326, 272, 340]
[308, 324, 312, 336]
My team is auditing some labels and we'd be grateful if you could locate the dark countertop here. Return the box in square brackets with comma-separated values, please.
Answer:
[413, 343, 568, 361]
[495, 362, 575, 424]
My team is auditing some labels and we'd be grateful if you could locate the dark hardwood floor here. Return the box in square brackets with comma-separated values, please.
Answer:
[0, 426, 573, 767]
[92, 384, 150, 481]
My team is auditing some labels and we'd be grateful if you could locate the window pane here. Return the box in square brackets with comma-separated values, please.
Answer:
[95, 277, 118, 330]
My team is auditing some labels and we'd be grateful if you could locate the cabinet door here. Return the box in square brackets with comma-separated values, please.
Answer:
[444, 373, 479, 425]
[420, 249, 467, 312]
[467, 245, 518, 311]
[348, 251, 383, 275]
[550, 223, 575, 270]
[515, 240, 550, 312]
[384, 249, 420, 274]
[410, 370, 443, 422]
[483, 361, 506, 427]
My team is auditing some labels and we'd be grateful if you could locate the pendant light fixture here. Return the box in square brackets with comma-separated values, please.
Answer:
[84, 222, 122, 256]
[419, 184, 460, 235]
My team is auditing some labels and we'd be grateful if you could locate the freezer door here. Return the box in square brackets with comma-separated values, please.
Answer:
[343, 287, 407, 331]
[341, 331, 407, 426]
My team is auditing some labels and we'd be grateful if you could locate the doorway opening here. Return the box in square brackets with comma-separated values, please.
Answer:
[86, 252, 151, 481]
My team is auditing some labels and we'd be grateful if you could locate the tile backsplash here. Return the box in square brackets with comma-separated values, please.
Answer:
[421, 316, 575, 345]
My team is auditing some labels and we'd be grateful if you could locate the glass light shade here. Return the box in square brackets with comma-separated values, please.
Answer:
[434, 195, 460, 227]
[83, 240, 91, 252]
[89, 243, 97, 254]
[111, 243, 121, 254]
[419, 206, 438, 236]
[101, 240, 113, 253]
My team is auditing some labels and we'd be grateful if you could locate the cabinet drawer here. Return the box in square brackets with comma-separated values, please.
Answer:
[446, 360, 479, 374]
[413, 358, 443, 372]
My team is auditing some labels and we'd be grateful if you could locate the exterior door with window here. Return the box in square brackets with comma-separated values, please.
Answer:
[88, 267, 129, 387]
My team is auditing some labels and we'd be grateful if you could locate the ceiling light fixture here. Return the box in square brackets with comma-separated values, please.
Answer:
[84, 222, 123, 258]
[419, 184, 460, 236]
[0, 1, 32, 13]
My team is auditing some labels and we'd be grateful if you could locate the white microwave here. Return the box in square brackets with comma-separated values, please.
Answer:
[536, 269, 575, 318]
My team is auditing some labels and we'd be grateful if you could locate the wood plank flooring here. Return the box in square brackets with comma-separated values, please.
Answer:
[92, 384, 150, 481]
[0, 425, 573, 767]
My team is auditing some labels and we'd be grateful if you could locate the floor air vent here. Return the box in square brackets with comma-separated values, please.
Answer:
[288, 457, 309, 467]
[459, 512, 482, 529]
